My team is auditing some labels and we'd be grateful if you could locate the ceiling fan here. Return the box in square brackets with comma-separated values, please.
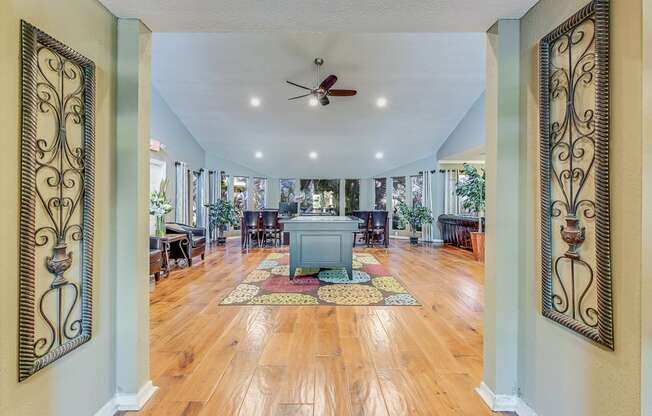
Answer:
[287, 58, 357, 106]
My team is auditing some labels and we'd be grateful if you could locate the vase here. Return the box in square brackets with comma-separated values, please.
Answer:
[155, 215, 166, 237]
[470, 232, 485, 262]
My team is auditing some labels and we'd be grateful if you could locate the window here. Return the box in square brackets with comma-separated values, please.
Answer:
[280, 178, 297, 204]
[252, 177, 267, 210]
[232, 176, 248, 229]
[344, 179, 360, 215]
[411, 175, 423, 207]
[392, 176, 406, 230]
[220, 171, 229, 201]
[299, 179, 340, 215]
[374, 177, 387, 210]
[191, 171, 199, 227]
[411, 174, 424, 231]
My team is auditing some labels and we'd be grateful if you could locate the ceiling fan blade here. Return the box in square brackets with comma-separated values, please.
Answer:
[286, 80, 313, 91]
[288, 93, 312, 100]
[319, 95, 330, 106]
[328, 89, 357, 97]
[319, 75, 338, 91]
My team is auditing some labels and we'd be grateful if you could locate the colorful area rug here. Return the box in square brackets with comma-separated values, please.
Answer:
[219, 253, 420, 306]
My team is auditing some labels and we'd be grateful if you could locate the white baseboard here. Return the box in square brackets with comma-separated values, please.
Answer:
[94, 380, 158, 416]
[476, 382, 538, 416]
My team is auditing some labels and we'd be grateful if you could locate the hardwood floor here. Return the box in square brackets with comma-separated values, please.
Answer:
[129, 238, 507, 416]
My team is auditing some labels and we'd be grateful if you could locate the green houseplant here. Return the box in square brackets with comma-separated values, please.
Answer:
[396, 201, 434, 245]
[149, 179, 172, 237]
[455, 163, 486, 260]
[206, 199, 241, 244]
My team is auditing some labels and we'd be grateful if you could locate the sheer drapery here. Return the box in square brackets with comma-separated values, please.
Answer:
[442, 169, 463, 215]
[196, 169, 206, 228]
[421, 170, 435, 242]
[208, 170, 217, 205]
[175, 161, 189, 224]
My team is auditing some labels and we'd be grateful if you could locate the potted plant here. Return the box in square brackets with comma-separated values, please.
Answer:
[206, 199, 241, 245]
[396, 201, 435, 245]
[455, 163, 486, 261]
[149, 179, 172, 237]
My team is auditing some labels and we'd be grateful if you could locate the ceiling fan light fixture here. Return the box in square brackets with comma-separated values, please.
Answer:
[287, 58, 356, 106]
[376, 97, 388, 108]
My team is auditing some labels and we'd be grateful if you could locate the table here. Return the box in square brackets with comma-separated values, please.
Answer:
[280, 216, 361, 280]
[159, 233, 189, 276]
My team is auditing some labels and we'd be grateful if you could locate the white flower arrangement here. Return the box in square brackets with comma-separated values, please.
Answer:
[149, 179, 172, 217]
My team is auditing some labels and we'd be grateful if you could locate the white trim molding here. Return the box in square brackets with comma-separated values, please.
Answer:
[476, 382, 538, 416]
[94, 381, 158, 416]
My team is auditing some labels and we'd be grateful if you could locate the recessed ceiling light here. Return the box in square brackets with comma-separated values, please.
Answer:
[309, 97, 319, 107]
[309, 151, 318, 159]
[254, 151, 263, 159]
[250, 97, 261, 107]
[376, 97, 388, 108]
[375, 152, 384, 159]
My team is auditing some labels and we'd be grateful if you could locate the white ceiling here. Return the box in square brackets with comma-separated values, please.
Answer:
[152, 33, 487, 177]
[99, 0, 537, 33]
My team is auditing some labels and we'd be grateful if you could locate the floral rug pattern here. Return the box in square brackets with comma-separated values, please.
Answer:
[220, 253, 420, 306]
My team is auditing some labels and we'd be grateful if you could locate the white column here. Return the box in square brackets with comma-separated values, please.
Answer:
[339, 179, 346, 215]
[115, 18, 153, 399]
[482, 19, 520, 399]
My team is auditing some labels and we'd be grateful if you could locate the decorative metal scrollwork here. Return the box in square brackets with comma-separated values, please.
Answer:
[19, 21, 95, 381]
[539, 0, 613, 349]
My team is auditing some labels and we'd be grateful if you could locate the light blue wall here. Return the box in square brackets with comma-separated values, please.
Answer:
[150, 87, 206, 219]
[437, 92, 485, 161]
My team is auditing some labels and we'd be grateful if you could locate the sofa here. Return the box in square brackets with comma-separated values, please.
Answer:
[165, 223, 206, 266]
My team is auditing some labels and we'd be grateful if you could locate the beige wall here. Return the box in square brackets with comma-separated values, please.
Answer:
[518, 0, 643, 415]
[0, 1, 117, 415]
[640, 0, 652, 413]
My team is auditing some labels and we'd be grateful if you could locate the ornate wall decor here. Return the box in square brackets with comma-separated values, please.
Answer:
[19, 21, 96, 380]
[539, 0, 613, 349]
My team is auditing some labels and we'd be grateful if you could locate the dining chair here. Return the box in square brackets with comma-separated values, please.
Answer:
[370, 211, 389, 247]
[262, 210, 280, 247]
[243, 211, 262, 248]
[352, 211, 371, 247]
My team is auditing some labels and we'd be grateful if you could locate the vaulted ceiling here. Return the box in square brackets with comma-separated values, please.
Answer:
[99, 0, 538, 177]
[151, 33, 486, 177]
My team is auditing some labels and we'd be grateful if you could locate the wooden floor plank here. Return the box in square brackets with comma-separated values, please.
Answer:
[314, 355, 351, 416]
[124, 239, 512, 416]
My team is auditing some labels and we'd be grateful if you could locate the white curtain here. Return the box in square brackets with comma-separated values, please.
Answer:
[422, 170, 435, 242]
[208, 171, 217, 205]
[175, 161, 188, 224]
[196, 169, 206, 228]
[443, 169, 462, 215]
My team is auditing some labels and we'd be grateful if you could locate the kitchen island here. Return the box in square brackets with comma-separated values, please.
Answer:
[280, 216, 361, 280]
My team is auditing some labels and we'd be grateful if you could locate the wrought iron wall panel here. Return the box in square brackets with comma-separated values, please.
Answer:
[19, 21, 96, 380]
[539, 0, 613, 349]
